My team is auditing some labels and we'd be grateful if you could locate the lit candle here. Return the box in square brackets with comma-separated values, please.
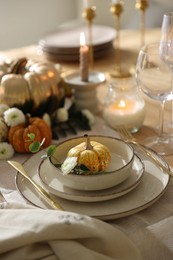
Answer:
[103, 99, 145, 131]
[80, 32, 89, 82]
[83, 0, 92, 8]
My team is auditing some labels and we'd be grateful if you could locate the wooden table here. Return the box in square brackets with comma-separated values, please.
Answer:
[1, 28, 173, 259]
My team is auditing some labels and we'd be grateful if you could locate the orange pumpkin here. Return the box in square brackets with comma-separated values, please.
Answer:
[8, 117, 52, 153]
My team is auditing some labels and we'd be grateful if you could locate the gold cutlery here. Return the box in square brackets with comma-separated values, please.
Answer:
[8, 160, 64, 211]
[117, 126, 173, 178]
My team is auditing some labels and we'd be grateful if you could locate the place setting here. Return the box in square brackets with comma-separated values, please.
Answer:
[12, 129, 170, 221]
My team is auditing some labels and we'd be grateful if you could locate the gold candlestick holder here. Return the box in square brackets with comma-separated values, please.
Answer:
[135, 0, 149, 47]
[110, 1, 131, 78]
[82, 6, 96, 70]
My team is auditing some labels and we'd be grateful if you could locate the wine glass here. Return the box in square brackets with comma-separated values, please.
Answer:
[160, 12, 173, 134]
[136, 42, 173, 155]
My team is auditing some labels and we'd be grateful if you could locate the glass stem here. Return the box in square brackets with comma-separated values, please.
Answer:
[171, 69, 173, 126]
[171, 102, 173, 128]
[159, 100, 165, 137]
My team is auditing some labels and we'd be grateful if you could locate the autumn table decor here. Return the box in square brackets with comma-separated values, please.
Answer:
[63, 71, 105, 114]
[109, 0, 131, 78]
[0, 57, 62, 116]
[82, 0, 96, 69]
[63, 30, 106, 114]
[49, 97, 95, 139]
[66, 134, 111, 173]
[7, 113, 52, 153]
[135, 0, 149, 47]
[0, 97, 95, 159]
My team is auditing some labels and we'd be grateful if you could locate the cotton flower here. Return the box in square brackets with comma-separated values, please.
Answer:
[61, 157, 78, 175]
[4, 108, 25, 127]
[0, 104, 10, 117]
[0, 142, 14, 160]
[64, 97, 72, 110]
[42, 113, 51, 127]
[82, 109, 95, 126]
[56, 107, 68, 122]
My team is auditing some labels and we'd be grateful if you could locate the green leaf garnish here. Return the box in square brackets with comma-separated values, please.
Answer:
[27, 133, 35, 141]
[29, 141, 41, 153]
[47, 144, 56, 157]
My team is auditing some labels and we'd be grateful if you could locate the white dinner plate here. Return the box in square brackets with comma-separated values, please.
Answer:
[38, 154, 144, 202]
[15, 147, 170, 221]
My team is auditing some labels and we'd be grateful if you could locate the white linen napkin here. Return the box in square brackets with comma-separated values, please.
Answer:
[0, 202, 142, 260]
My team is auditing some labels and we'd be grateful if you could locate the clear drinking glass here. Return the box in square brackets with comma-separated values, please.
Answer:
[160, 12, 173, 134]
[136, 42, 173, 155]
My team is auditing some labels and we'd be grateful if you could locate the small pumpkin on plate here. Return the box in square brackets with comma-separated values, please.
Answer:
[8, 116, 52, 153]
[67, 134, 111, 172]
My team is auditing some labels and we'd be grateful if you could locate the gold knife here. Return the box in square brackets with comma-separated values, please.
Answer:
[8, 160, 64, 211]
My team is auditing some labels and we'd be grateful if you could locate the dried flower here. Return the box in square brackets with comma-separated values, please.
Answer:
[0, 104, 10, 117]
[56, 107, 68, 122]
[82, 109, 95, 126]
[0, 118, 8, 142]
[4, 108, 25, 127]
[0, 142, 14, 160]
[61, 157, 78, 175]
[42, 113, 51, 127]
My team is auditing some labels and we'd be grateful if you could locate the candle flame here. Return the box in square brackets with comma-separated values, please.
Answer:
[118, 100, 126, 109]
[80, 32, 86, 46]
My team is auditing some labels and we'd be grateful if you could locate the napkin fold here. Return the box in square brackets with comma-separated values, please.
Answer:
[0, 202, 142, 260]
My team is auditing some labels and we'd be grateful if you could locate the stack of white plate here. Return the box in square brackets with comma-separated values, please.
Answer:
[38, 25, 116, 62]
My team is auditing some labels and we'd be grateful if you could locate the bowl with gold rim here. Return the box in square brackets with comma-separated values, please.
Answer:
[48, 135, 134, 191]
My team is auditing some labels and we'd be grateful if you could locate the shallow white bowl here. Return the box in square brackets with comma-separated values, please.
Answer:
[49, 135, 134, 191]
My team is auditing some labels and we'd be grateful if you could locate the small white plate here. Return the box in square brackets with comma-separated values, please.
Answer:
[15, 146, 170, 221]
[38, 155, 144, 202]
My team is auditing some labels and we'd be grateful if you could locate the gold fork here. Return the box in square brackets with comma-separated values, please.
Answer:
[117, 126, 173, 178]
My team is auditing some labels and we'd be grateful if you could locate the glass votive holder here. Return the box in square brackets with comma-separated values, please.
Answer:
[103, 77, 146, 133]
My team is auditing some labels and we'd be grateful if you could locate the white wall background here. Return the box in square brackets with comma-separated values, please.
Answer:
[0, 0, 77, 50]
[0, 0, 173, 50]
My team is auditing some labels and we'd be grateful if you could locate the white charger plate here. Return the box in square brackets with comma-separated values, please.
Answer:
[38, 154, 144, 202]
[15, 147, 170, 221]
